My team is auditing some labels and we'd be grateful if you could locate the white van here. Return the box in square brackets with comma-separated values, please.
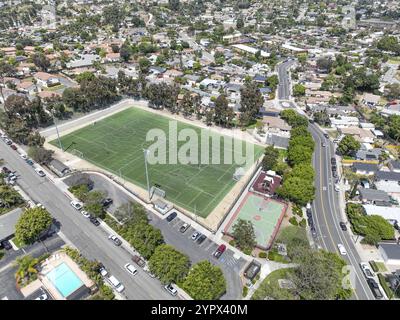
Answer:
[108, 275, 125, 293]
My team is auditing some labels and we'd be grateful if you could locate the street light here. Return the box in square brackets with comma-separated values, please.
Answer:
[143, 148, 151, 200]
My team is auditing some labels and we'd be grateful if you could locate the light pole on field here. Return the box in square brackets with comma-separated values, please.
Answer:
[51, 110, 63, 151]
[143, 148, 151, 200]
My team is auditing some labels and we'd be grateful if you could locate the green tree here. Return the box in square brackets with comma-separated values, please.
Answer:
[277, 176, 315, 206]
[287, 144, 313, 166]
[293, 84, 306, 97]
[338, 135, 360, 157]
[239, 82, 264, 126]
[262, 146, 280, 171]
[149, 244, 190, 284]
[232, 219, 256, 251]
[15, 207, 52, 245]
[113, 202, 147, 224]
[313, 109, 330, 126]
[182, 261, 226, 299]
[214, 94, 234, 127]
[14, 255, 39, 285]
[28, 146, 54, 164]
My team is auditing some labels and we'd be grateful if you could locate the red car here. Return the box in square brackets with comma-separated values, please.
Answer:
[213, 244, 226, 259]
[10, 144, 17, 150]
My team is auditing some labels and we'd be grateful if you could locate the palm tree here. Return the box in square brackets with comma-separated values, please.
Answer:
[14, 255, 39, 286]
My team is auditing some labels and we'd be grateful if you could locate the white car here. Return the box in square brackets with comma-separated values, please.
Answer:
[337, 244, 347, 255]
[20, 154, 28, 160]
[34, 293, 48, 300]
[81, 210, 90, 218]
[191, 231, 200, 241]
[108, 275, 125, 293]
[164, 284, 178, 296]
[124, 263, 138, 276]
[34, 168, 46, 177]
[334, 184, 340, 192]
[70, 200, 83, 210]
[99, 266, 108, 277]
[360, 262, 375, 278]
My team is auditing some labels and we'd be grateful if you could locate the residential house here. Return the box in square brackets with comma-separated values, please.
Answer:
[356, 148, 382, 161]
[330, 116, 360, 128]
[34, 72, 60, 88]
[17, 81, 37, 95]
[352, 162, 378, 176]
[375, 171, 400, 193]
[339, 127, 375, 143]
[262, 116, 292, 135]
[389, 160, 400, 173]
[358, 188, 391, 205]
[362, 92, 381, 108]
[378, 243, 400, 266]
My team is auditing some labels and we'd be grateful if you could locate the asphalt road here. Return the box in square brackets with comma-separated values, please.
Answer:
[309, 124, 375, 300]
[277, 60, 296, 100]
[0, 140, 175, 300]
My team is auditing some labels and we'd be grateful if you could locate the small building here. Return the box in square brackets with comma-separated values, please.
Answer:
[378, 243, 400, 266]
[48, 159, 70, 177]
[243, 260, 261, 281]
[352, 162, 378, 176]
[0, 208, 23, 242]
[153, 199, 169, 215]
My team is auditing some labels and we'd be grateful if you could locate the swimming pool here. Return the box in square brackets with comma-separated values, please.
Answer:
[45, 263, 83, 298]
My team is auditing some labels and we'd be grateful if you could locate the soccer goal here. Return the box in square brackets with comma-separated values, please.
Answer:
[71, 149, 84, 159]
[233, 167, 245, 181]
[150, 186, 166, 198]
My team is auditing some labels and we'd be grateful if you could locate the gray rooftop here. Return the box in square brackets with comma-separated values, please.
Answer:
[266, 134, 289, 149]
[0, 208, 23, 240]
[358, 188, 390, 202]
[379, 243, 400, 260]
[376, 170, 400, 182]
[352, 162, 378, 172]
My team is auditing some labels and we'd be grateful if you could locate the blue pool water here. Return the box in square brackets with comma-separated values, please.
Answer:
[46, 263, 83, 298]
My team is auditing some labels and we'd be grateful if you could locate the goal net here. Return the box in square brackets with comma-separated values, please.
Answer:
[71, 149, 84, 159]
[233, 167, 245, 181]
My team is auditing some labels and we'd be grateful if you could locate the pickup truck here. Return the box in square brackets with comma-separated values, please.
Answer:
[132, 255, 146, 268]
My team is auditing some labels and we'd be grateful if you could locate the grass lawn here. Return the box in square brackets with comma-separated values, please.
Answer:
[44, 84, 65, 92]
[51, 107, 263, 217]
[251, 268, 295, 300]
[375, 261, 388, 272]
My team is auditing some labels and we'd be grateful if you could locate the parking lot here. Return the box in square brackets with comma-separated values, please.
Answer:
[149, 211, 247, 300]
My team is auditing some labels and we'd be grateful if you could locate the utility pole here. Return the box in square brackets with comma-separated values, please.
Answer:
[143, 149, 151, 200]
[51, 110, 63, 151]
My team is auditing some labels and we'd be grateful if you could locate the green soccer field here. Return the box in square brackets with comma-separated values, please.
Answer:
[51, 107, 264, 217]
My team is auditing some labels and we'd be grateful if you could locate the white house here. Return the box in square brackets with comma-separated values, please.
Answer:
[378, 243, 400, 266]
[34, 72, 60, 88]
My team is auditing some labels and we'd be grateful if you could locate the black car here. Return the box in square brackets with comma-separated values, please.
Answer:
[324, 133, 329, 139]
[2, 166, 10, 174]
[331, 165, 337, 171]
[101, 198, 113, 207]
[1, 240, 12, 250]
[311, 227, 317, 238]
[367, 278, 383, 299]
[196, 234, 207, 245]
[332, 171, 338, 178]
[166, 212, 177, 222]
[339, 222, 347, 231]
[89, 216, 100, 226]
[331, 157, 336, 165]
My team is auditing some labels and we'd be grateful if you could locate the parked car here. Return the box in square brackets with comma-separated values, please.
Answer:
[191, 231, 200, 241]
[332, 171, 338, 178]
[34, 168, 46, 177]
[1, 240, 12, 250]
[5, 139, 12, 145]
[89, 216, 100, 226]
[164, 284, 178, 296]
[10, 144, 17, 151]
[337, 244, 347, 255]
[108, 235, 122, 246]
[331, 165, 337, 171]
[324, 133, 329, 139]
[26, 159, 34, 166]
[98, 264, 108, 277]
[213, 244, 226, 259]
[321, 142, 326, 147]
[360, 262, 375, 279]
[108, 275, 125, 293]
[2, 166, 10, 174]
[81, 210, 90, 218]
[70, 200, 83, 210]
[179, 223, 190, 233]
[367, 278, 383, 299]
[334, 184, 340, 192]
[196, 234, 207, 244]
[124, 263, 138, 276]
[101, 198, 113, 207]
[339, 222, 347, 231]
[166, 212, 177, 222]
[331, 157, 336, 165]
[132, 255, 146, 268]
[20, 154, 28, 160]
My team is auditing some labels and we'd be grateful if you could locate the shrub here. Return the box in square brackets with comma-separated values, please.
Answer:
[243, 247, 253, 256]
[289, 217, 298, 226]
[369, 261, 379, 273]
[299, 218, 307, 228]
[378, 274, 394, 299]
[229, 240, 236, 247]
[258, 252, 267, 258]
[242, 286, 249, 298]
[292, 204, 303, 217]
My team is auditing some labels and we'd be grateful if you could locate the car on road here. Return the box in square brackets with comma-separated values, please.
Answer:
[108, 235, 122, 246]
[2, 166, 10, 174]
[1, 240, 12, 250]
[98, 264, 108, 277]
[164, 284, 178, 296]
[26, 159, 34, 166]
[101, 198, 113, 207]
[81, 210, 90, 218]
[213, 244, 226, 259]
[20, 154, 28, 160]
[191, 231, 200, 241]
[89, 216, 100, 226]
[311, 228, 317, 238]
[70, 200, 83, 210]
[339, 222, 347, 231]
[34, 168, 46, 177]
[324, 133, 329, 139]
[331, 157, 336, 165]
[360, 262, 375, 279]
[124, 263, 138, 276]
[321, 142, 326, 147]
[337, 244, 347, 255]
[132, 255, 146, 268]
[196, 234, 207, 244]
[108, 275, 125, 293]
[10, 144, 17, 151]
[180, 223, 190, 233]
[367, 278, 383, 299]
[331, 164, 337, 171]
[4, 138, 12, 145]
[34, 293, 48, 300]
[334, 184, 340, 192]
[166, 211, 177, 222]
[332, 171, 338, 178]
